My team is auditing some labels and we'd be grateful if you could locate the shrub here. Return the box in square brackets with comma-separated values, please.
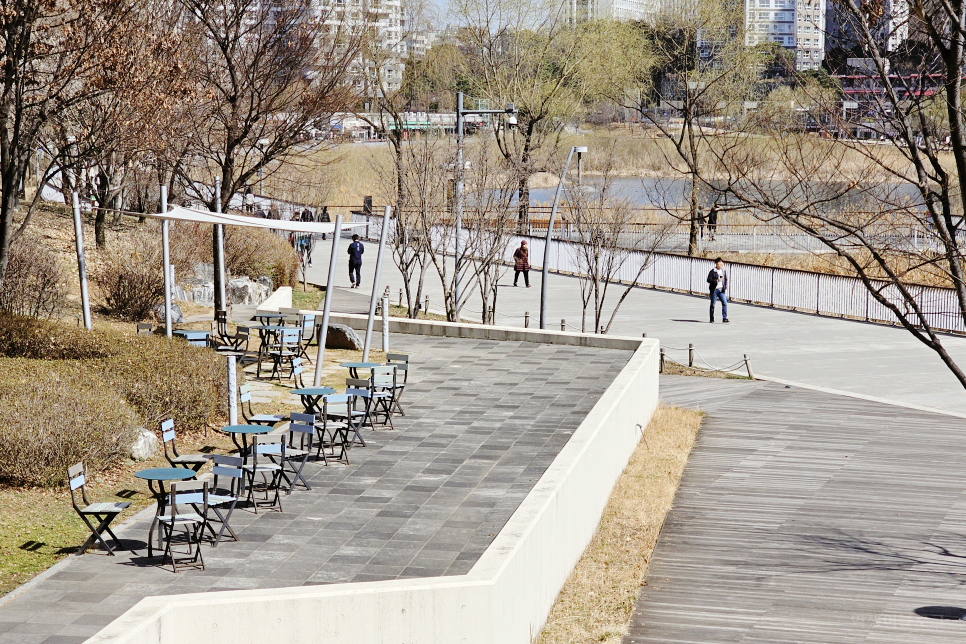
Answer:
[0, 314, 229, 431]
[0, 359, 140, 486]
[93, 231, 165, 321]
[0, 313, 118, 360]
[97, 335, 227, 431]
[169, 222, 298, 288]
[0, 234, 68, 319]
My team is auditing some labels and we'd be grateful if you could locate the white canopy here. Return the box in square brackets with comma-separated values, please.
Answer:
[140, 205, 367, 234]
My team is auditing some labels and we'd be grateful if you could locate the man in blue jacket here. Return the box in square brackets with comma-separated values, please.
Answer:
[707, 257, 729, 323]
[348, 234, 364, 288]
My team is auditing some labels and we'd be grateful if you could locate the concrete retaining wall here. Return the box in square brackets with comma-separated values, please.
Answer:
[254, 286, 293, 312]
[88, 326, 659, 644]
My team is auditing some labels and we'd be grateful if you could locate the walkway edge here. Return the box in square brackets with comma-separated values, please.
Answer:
[757, 373, 966, 420]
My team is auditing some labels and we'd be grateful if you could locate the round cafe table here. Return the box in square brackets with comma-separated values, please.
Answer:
[291, 387, 336, 415]
[220, 424, 274, 453]
[134, 467, 196, 557]
[340, 361, 381, 379]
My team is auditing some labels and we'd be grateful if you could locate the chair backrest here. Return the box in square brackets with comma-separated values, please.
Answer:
[279, 328, 301, 346]
[160, 418, 175, 443]
[251, 434, 284, 464]
[67, 462, 89, 507]
[386, 353, 409, 363]
[371, 365, 396, 387]
[212, 455, 244, 494]
[292, 361, 306, 387]
[291, 412, 315, 425]
[169, 481, 208, 516]
[278, 307, 300, 316]
[137, 323, 153, 335]
[346, 377, 370, 390]
[235, 326, 250, 343]
[288, 420, 314, 451]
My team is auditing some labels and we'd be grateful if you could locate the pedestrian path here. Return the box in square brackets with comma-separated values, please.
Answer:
[624, 375, 966, 644]
[306, 247, 966, 415]
[0, 336, 630, 644]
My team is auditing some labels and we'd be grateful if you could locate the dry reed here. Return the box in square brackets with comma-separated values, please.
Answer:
[536, 404, 702, 644]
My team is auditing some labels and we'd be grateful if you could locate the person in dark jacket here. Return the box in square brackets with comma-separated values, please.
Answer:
[707, 204, 719, 240]
[513, 241, 531, 287]
[347, 234, 364, 288]
[707, 257, 729, 323]
[317, 206, 330, 240]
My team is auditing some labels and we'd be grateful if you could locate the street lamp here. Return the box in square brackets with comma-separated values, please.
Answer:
[454, 92, 517, 310]
[539, 145, 587, 330]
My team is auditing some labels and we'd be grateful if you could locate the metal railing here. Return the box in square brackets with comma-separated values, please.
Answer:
[351, 210, 966, 334]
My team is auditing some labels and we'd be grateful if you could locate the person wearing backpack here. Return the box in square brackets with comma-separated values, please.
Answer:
[347, 234, 364, 288]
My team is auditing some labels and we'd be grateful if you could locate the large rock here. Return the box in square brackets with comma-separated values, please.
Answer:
[190, 283, 215, 307]
[153, 302, 185, 324]
[325, 324, 363, 350]
[228, 277, 271, 306]
[129, 427, 159, 461]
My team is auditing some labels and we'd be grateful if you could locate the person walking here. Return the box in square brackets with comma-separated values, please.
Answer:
[696, 206, 707, 240]
[707, 204, 719, 241]
[513, 240, 531, 287]
[317, 206, 330, 240]
[348, 234, 364, 288]
[707, 257, 729, 323]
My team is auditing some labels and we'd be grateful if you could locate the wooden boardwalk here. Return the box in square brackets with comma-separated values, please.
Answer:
[626, 376, 966, 643]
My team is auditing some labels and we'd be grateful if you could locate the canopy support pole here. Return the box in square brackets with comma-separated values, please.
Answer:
[313, 214, 343, 386]
[362, 206, 391, 361]
[161, 186, 172, 338]
[72, 192, 92, 330]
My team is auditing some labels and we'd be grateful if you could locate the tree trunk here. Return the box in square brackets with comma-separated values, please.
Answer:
[517, 176, 530, 233]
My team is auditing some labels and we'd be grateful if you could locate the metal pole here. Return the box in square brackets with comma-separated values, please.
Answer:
[214, 178, 227, 316]
[313, 214, 343, 386]
[454, 92, 464, 310]
[226, 355, 238, 425]
[71, 192, 92, 330]
[381, 295, 390, 353]
[540, 146, 577, 329]
[362, 206, 391, 361]
[161, 186, 172, 338]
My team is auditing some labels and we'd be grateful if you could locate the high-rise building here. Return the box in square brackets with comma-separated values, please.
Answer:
[570, 0, 665, 22]
[744, 0, 826, 70]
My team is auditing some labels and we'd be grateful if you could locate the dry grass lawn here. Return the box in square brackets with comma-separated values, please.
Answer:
[536, 404, 702, 644]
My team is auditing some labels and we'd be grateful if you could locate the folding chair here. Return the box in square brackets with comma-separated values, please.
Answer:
[157, 482, 207, 572]
[239, 383, 285, 426]
[318, 394, 353, 464]
[385, 353, 410, 416]
[368, 366, 398, 430]
[291, 358, 308, 388]
[161, 419, 207, 471]
[280, 416, 314, 492]
[345, 378, 377, 439]
[258, 328, 301, 381]
[216, 326, 258, 364]
[206, 455, 243, 546]
[242, 434, 284, 512]
[68, 463, 130, 555]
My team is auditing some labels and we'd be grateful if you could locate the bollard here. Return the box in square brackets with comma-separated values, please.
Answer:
[744, 354, 755, 379]
[660, 348, 665, 373]
[524, 311, 530, 328]
[561, 319, 566, 331]
[399, 289, 403, 308]
[642, 333, 647, 338]
[688, 343, 694, 368]
[382, 296, 390, 353]
[424, 295, 429, 316]
[486, 306, 492, 325]
[226, 355, 237, 425]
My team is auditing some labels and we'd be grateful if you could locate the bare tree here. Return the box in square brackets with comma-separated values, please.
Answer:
[687, 0, 966, 388]
[0, 0, 142, 279]
[566, 144, 674, 333]
[172, 0, 364, 309]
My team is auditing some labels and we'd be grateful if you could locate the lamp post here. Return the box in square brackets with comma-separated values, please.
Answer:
[539, 145, 587, 330]
[454, 92, 517, 313]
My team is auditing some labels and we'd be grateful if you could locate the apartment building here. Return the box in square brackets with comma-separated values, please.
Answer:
[744, 0, 826, 70]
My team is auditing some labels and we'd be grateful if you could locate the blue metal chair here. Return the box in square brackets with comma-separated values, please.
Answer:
[281, 415, 314, 492]
[242, 434, 284, 512]
[160, 419, 207, 471]
[157, 481, 207, 572]
[68, 463, 130, 555]
[239, 384, 285, 426]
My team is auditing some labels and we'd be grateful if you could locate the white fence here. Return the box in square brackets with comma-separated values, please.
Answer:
[352, 212, 966, 335]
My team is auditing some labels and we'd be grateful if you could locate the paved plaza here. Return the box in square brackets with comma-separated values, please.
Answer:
[307, 249, 966, 415]
[626, 375, 966, 643]
[0, 335, 631, 644]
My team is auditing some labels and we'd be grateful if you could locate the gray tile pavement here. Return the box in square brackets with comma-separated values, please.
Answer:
[0, 335, 630, 643]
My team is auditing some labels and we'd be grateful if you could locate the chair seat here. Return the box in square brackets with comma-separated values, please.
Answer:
[283, 447, 310, 457]
[249, 414, 284, 423]
[207, 494, 236, 505]
[158, 513, 203, 524]
[172, 454, 208, 465]
[243, 463, 282, 472]
[81, 501, 130, 514]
